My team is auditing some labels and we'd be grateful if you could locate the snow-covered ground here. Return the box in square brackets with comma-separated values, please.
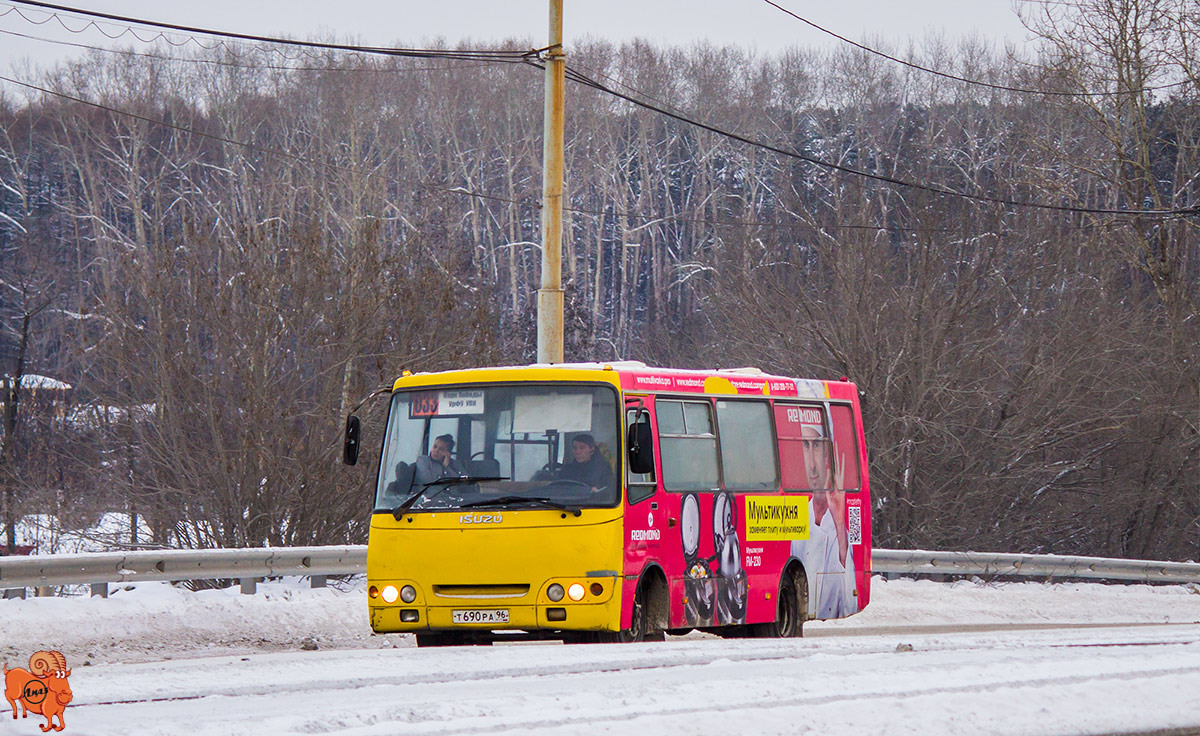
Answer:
[54, 623, 1200, 736]
[3, 576, 1199, 665]
[2, 578, 1199, 734]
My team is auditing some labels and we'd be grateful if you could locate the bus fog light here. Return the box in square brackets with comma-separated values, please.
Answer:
[568, 583, 585, 601]
[400, 609, 419, 623]
[381, 585, 399, 603]
[548, 583, 565, 602]
[400, 585, 417, 603]
[547, 607, 567, 621]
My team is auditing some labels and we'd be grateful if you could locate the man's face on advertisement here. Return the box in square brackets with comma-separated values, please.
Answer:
[802, 425, 830, 490]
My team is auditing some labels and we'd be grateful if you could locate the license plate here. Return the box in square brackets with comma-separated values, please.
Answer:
[452, 609, 509, 624]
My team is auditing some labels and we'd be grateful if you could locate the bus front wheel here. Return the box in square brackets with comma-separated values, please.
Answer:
[597, 581, 665, 643]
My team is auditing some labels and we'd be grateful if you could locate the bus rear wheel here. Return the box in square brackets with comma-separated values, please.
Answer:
[751, 571, 804, 638]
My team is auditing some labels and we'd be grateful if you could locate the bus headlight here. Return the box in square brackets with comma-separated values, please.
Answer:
[568, 583, 585, 601]
[381, 585, 400, 603]
[547, 583, 565, 602]
[400, 585, 417, 603]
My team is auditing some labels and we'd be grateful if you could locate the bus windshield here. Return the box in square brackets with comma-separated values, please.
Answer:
[375, 383, 620, 513]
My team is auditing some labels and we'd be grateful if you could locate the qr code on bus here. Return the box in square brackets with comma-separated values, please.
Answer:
[847, 506, 862, 545]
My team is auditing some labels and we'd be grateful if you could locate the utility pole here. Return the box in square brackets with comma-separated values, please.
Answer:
[537, 0, 565, 364]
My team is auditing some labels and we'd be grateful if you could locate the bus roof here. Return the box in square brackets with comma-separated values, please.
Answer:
[393, 362, 857, 402]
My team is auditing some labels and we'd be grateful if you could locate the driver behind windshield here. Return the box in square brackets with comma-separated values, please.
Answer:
[558, 434, 614, 493]
[415, 433, 464, 485]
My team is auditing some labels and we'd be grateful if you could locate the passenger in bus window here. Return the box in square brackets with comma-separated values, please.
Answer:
[415, 434, 464, 485]
[792, 422, 858, 619]
[558, 434, 614, 493]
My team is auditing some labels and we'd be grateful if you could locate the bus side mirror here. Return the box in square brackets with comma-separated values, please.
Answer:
[344, 415, 361, 466]
[627, 418, 654, 475]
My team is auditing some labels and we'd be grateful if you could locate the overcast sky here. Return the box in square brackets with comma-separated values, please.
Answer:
[1, 1, 1035, 72]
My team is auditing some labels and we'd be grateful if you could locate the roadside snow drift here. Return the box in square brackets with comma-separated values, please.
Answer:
[2, 576, 1198, 665]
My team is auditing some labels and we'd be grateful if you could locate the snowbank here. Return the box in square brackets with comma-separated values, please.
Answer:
[0, 578, 371, 667]
[811, 576, 1200, 631]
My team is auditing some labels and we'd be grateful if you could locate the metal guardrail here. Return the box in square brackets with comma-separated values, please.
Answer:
[1, 546, 1197, 596]
[871, 549, 1200, 585]
[0, 545, 366, 596]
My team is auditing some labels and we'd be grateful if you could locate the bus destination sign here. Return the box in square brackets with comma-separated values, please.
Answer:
[410, 389, 485, 418]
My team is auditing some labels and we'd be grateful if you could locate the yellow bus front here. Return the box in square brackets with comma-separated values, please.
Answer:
[365, 370, 627, 641]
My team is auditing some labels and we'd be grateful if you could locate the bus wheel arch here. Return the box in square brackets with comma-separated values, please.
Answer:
[602, 565, 667, 643]
[639, 565, 669, 637]
[751, 560, 807, 638]
[781, 560, 808, 637]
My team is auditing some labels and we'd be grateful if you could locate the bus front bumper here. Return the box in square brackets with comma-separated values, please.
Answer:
[370, 598, 620, 633]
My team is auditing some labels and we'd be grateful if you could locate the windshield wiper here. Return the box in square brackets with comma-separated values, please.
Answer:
[460, 495, 581, 517]
[391, 476, 510, 520]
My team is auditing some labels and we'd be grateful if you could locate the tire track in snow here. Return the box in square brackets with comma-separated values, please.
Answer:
[64, 631, 1199, 711]
[332, 658, 1200, 735]
[51, 634, 1200, 735]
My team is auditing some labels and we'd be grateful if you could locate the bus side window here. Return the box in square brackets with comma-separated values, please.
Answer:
[656, 398, 719, 492]
[774, 403, 828, 491]
[715, 399, 777, 491]
[626, 408, 655, 504]
[828, 404, 861, 490]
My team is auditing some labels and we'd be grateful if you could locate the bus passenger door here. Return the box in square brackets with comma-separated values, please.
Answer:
[624, 399, 662, 561]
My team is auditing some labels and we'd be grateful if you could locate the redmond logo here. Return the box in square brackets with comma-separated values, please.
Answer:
[785, 407, 823, 425]
[459, 513, 503, 524]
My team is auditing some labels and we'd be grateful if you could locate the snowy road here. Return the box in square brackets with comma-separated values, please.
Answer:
[23, 623, 1200, 735]
[4, 578, 1200, 735]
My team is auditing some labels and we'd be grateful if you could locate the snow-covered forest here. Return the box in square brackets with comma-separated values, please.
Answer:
[0, 1, 1196, 559]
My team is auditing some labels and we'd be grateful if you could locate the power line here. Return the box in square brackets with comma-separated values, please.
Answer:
[1, 1, 229, 53]
[0, 24, 495, 75]
[565, 60, 696, 123]
[562, 63, 1198, 219]
[5, 0, 535, 64]
[761, 0, 1193, 98]
[0, 23, 993, 232]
